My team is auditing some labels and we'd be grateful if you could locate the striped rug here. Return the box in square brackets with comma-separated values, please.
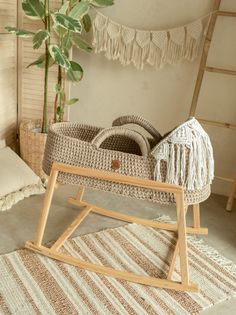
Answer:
[1, 215, 236, 315]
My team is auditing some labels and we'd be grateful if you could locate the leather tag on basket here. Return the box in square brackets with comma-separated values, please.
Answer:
[112, 160, 121, 170]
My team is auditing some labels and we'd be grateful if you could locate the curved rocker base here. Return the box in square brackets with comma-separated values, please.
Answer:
[25, 163, 208, 293]
[25, 241, 199, 292]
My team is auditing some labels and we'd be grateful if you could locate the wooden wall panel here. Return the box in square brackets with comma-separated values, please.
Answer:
[0, 1, 17, 33]
[0, 0, 17, 148]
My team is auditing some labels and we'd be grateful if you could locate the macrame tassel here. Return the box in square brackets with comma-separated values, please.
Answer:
[185, 20, 203, 61]
[180, 145, 186, 185]
[147, 31, 169, 69]
[119, 26, 135, 66]
[131, 30, 150, 70]
[153, 160, 162, 182]
[153, 142, 169, 182]
[92, 13, 108, 53]
[105, 21, 121, 60]
[164, 27, 186, 65]
[166, 144, 176, 184]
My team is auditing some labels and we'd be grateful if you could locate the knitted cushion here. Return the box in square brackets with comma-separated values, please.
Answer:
[0, 147, 45, 211]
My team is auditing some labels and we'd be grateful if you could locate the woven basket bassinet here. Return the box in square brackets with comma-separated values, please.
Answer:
[43, 117, 214, 205]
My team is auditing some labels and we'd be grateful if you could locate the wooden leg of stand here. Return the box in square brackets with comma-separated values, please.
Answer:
[167, 206, 188, 280]
[226, 178, 236, 212]
[76, 186, 85, 201]
[34, 169, 58, 247]
[176, 195, 189, 286]
[193, 204, 200, 228]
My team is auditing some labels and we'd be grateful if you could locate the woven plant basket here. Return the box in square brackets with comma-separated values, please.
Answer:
[43, 116, 214, 205]
[20, 120, 47, 181]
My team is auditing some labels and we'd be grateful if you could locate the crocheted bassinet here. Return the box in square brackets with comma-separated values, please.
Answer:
[43, 116, 214, 205]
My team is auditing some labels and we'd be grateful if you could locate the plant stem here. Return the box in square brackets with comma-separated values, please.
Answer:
[54, 65, 62, 122]
[54, 0, 65, 123]
[42, 0, 50, 133]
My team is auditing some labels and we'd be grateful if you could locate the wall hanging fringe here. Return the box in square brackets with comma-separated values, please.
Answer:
[93, 12, 211, 70]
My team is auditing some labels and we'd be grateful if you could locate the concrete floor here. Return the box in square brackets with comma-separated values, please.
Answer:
[0, 185, 236, 314]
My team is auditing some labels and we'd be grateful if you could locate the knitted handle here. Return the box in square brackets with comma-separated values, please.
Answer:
[92, 127, 150, 156]
[112, 115, 162, 143]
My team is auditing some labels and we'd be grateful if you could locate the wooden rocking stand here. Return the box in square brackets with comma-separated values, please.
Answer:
[25, 162, 208, 292]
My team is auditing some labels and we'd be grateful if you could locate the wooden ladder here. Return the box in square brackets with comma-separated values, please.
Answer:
[189, 0, 236, 211]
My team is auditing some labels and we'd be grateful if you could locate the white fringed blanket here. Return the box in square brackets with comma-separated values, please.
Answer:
[93, 11, 210, 70]
[151, 118, 214, 190]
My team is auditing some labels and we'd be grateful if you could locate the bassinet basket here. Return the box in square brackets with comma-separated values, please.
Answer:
[26, 116, 214, 293]
[43, 116, 214, 205]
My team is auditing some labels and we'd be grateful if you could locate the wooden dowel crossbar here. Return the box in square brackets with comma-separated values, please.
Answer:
[52, 162, 182, 194]
[217, 10, 236, 17]
[197, 118, 236, 130]
[68, 198, 208, 235]
[205, 66, 236, 76]
[215, 176, 234, 183]
[51, 206, 92, 251]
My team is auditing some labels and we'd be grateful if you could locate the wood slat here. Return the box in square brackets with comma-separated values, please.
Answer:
[0, 1, 16, 33]
[197, 118, 236, 130]
[205, 66, 236, 76]
[217, 10, 236, 17]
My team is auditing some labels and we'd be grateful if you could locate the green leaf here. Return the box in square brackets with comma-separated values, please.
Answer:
[69, 0, 78, 6]
[65, 98, 79, 105]
[82, 14, 92, 32]
[54, 83, 62, 93]
[69, 1, 89, 19]
[49, 44, 71, 70]
[57, 106, 64, 115]
[26, 54, 54, 68]
[53, 24, 67, 37]
[22, 0, 45, 20]
[62, 31, 73, 50]
[67, 61, 83, 82]
[52, 13, 82, 33]
[26, 54, 45, 68]
[5, 26, 35, 37]
[33, 30, 50, 49]
[91, 0, 114, 7]
[72, 35, 92, 52]
[59, 1, 69, 14]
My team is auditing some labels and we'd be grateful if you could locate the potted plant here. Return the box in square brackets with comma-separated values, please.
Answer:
[6, 0, 114, 179]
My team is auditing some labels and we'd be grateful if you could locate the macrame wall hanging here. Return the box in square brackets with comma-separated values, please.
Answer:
[93, 11, 211, 70]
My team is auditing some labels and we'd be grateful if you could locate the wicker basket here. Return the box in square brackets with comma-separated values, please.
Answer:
[20, 120, 47, 181]
[43, 116, 214, 205]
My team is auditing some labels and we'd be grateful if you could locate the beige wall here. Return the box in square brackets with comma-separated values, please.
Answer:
[70, 0, 236, 196]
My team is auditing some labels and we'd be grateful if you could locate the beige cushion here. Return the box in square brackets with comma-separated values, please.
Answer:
[0, 147, 45, 211]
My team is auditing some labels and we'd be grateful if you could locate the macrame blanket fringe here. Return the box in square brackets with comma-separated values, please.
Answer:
[93, 12, 209, 70]
[151, 118, 214, 191]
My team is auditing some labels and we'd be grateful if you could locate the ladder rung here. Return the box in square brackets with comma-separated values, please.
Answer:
[197, 118, 236, 130]
[217, 10, 236, 17]
[215, 176, 234, 183]
[205, 66, 236, 76]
